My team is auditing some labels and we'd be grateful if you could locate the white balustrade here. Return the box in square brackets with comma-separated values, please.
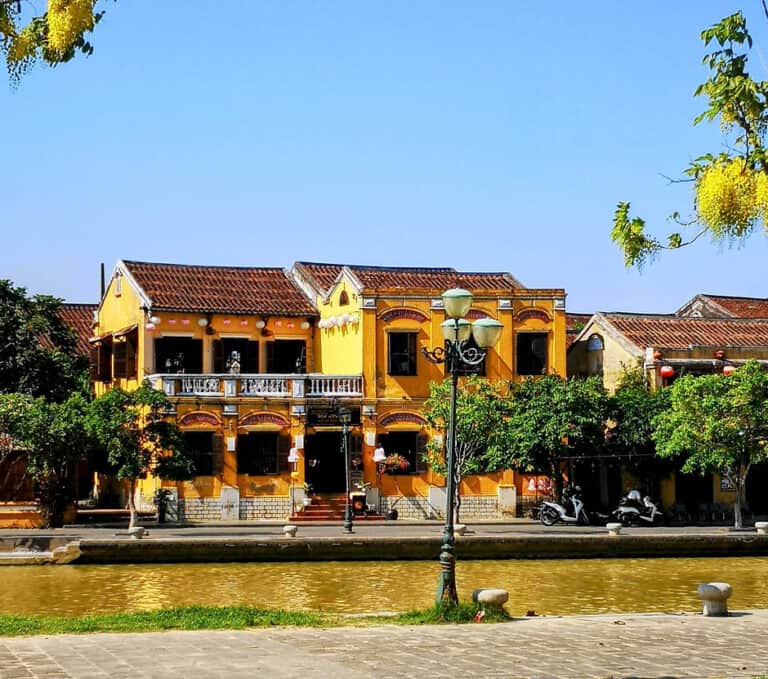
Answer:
[240, 376, 290, 396]
[307, 375, 362, 396]
[180, 376, 222, 395]
[147, 374, 362, 399]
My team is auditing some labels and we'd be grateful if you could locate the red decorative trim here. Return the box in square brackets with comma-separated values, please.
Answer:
[379, 308, 429, 323]
[378, 412, 427, 427]
[178, 411, 220, 427]
[239, 412, 290, 428]
[466, 309, 492, 319]
[515, 308, 551, 323]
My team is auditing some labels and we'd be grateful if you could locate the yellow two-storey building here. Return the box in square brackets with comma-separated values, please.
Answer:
[92, 259, 567, 521]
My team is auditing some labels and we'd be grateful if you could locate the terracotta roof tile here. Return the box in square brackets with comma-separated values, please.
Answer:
[603, 313, 768, 350]
[59, 304, 97, 355]
[295, 261, 521, 293]
[123, 261, 316, 316]
[566, 313, 592, 348]
[701, 295, 768, 318]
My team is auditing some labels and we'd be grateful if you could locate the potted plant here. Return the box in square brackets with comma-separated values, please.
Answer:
[383, 453, 411, 475]
[302, 482, 313, 507]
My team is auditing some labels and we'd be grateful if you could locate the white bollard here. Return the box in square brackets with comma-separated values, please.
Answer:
[696, 582, 732, 616]
[606, 522, 623, 536]
[128, 527, 145, 540]
[472, 588, 509, 608]
[755, 521, 768, 535]
[283, 524, 298, 538]
[455, 524, 467, 536]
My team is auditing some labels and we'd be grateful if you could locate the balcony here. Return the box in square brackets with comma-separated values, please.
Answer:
[148, 374, 363, 399]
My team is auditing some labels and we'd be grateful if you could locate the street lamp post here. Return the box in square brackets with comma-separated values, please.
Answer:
[422, 288, 503, 606]
[338, 405, 353, 534]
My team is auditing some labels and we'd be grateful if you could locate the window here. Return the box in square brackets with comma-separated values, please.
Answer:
[339, 290, 349, 306]
[237, 432, 290, 475]
[266, 340, 306, 373]
[378, 431, 427, 472]
[214, 339, 259, 373]
[183, 431, 215, 476]
[516, 333, 548, 375]
[388, 332, 417, 376]
[155, 337, 203, 374]
[113, 328, 138, 379]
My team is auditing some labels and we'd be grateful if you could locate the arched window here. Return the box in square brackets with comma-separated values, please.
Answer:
[586, 334, 604, 376]
[339, 290, 349, 306]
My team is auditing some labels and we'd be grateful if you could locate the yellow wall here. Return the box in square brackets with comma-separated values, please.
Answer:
[314, 273, 364, 375]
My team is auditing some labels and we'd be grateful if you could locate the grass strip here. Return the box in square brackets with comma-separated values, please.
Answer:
[0, 602, 511, 637]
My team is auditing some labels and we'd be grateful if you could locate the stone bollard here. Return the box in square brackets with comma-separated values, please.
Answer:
[472, 588, 509, 609]
[128, 527, 145, 540]
[283, 525, 298, 538]
[606, 522, 623, 536]
[755, 521, 768, 535]
[696, 582, 732, 616]
[454, 524, 467, 536]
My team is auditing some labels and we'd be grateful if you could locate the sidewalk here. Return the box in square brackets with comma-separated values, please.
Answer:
[1, 610, 766, 678]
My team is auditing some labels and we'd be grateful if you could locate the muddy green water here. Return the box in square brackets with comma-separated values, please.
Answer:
[2, 558, 767, 617]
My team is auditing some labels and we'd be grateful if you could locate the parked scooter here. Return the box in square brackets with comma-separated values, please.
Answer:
[615, 489, 664, 526]
[539, 486, 590, 526]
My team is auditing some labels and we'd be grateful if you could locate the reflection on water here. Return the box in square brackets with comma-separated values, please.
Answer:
[2, 557, 767, 617]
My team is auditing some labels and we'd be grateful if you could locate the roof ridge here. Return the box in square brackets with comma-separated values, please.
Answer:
[702, 293, 768, 301]
[123, 260, 284, 272]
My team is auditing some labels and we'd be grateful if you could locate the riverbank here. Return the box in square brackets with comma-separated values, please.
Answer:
[1, 522, 767, 564]
[2, 609, 767, 678]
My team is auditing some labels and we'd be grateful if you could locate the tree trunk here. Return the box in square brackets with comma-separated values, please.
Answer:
[37, 477, 67, 529]
[454, 483, 462, 524]
[733, 469, 749, 530]
[127, 479, 138, 530]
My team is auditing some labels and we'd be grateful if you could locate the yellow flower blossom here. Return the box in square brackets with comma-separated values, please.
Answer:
[47, 0, 95, 53]
[696, 158, 759, 238]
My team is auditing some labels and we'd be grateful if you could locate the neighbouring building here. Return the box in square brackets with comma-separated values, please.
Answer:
[567, 295, 768, 518]
[90, 259, 568, 521]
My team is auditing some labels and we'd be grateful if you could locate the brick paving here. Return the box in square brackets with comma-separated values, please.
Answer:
[2, 611, 768, 678]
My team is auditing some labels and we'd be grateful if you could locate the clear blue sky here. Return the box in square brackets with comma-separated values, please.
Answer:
[3, 1, 767, 313]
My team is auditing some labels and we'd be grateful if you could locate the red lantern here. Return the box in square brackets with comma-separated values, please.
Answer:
[723, 364, 736, 376]
[660, 365, 675, 379]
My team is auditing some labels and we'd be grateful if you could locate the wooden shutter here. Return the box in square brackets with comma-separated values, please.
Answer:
[89, 347, 100, 382]
[266, 342, 275, 373]
[416, 434, 428, 472]
[278, 434, 291, 473]
[213, 340, 223, 373]
[246, 341, 259, 373]
[126, 330, 137, 379]
[98, 341, 112, 381]
[211, 434, 224, 477]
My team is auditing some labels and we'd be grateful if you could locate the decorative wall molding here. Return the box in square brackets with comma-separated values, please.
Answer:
[379, 308, 429, 323]
[515, 308, 551, 323]
[378, 412, 428, 428]
[239, 411, 290, 428]
[178, 411, 221, 427]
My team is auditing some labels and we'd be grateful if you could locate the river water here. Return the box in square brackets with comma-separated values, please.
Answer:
[2, 557, 767, 617]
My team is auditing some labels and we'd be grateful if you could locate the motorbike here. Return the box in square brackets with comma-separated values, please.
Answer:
[615, 489, 664, 526]
[539, 486, 591, 526]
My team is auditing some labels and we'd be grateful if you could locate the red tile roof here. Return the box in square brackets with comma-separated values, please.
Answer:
[602, 313, 768, 350]
[123, 261, 317, 316]
[566, 313, 593, 348]
[59, 304, 97, 355]
[295, 261, 522, 294]
[700, 295, 768, 318]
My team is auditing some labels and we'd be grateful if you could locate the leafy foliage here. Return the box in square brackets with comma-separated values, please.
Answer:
[652, 361, 768, 528]
[423, 377, 513, 521]
[0, 392, 91, 526]
[613, 11, 768, 267]
[505, 375, 609, 495]
[85, 381, 193, 528]
[0, 0, 109, 85]
[0, 280, 87, 402]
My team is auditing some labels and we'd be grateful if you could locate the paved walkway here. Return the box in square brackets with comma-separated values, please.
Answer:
[1, 611, 767, 678]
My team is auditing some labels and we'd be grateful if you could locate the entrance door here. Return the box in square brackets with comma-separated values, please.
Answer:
[304, 432, 345, 493]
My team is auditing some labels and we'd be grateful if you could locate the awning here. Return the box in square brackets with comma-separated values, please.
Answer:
[113, 324, 138, 339]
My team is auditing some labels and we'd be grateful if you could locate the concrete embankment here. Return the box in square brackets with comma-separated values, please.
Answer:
[71, 532, 768, 564]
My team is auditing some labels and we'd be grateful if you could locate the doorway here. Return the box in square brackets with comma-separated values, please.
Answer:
[304, 432, 345, 493]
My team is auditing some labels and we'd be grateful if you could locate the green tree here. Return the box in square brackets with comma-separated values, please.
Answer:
[612, 11, 768, 267]
[85, 381, 193, 529]
[608, 366, 670, 457]
[652, 361, 768, 528]
[423, 376, 513, 522]
[0, 280, 87, 402]
[506, 375, 609, 498]
[0, 392, 91, 527]
[0, 0, 108, 85]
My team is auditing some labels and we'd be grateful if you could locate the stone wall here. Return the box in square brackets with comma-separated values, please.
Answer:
[239, 497, 291, 520]
[179, 496, 291, 521]
[381, 494, 499, 520]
